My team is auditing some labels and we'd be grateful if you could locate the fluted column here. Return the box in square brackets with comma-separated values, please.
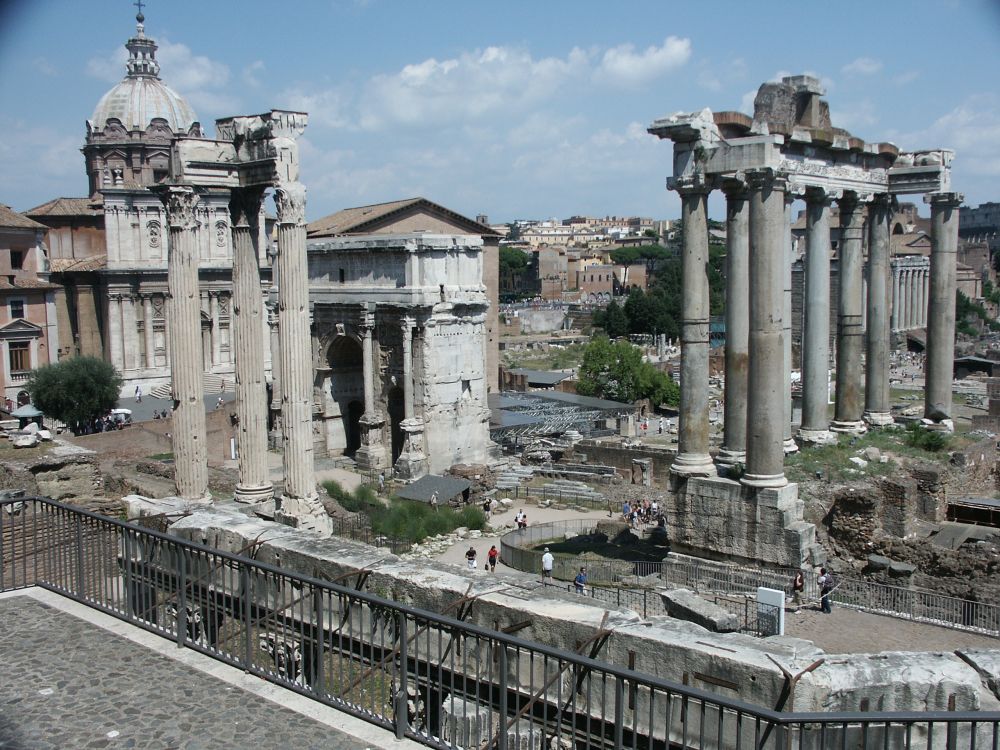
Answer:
[718, 180, 749, 466]
[230, 187, 273, 504]
[362, 311, 377, 419]
[142, 295, 156, 370]
[799, 188, 836, 443]
[782, 193, 797, 453]
[354, 304, 387, 471]
[401, 316, 414, 420]
[210, 292, 222, 368]
[831, 193, 867, 434]
[274, 182, 329, 533]
[671, 179, 716, 478]
[892, 263, 901, 331]
[108, 294, 124, 369]
[160, 185, 209, 501]
[742, 169, 787, 488]
[865, 194, 894, 426]
[924, 192, 963, 424]
[921, 268, 930, 327]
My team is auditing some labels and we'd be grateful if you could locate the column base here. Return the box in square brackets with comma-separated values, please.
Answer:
[354, 443, 389, 472]
[741, 471, 788, 489]
[783, 438, 799, 455]
[715, 447, 746, 466]
[670, 453, 718, 478]
[797, 428, 837, 446]
[921, 417, 954, 433]
[830, 419, 867, 435]
[863, 410, 895, 427]
[393, 451, 428, 480]
[234, 483, 274, 505]
[276, 493, 333, 536]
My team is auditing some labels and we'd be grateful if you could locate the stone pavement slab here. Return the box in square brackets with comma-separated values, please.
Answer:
[0, 589, 421, 750]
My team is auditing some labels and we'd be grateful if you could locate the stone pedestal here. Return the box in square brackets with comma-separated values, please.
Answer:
[393, 417, 428, 479]
[671, 182, 716, 479]
[864, 194, 893, 427]
[160, 186, 210, 501]
[831, 193, 867, 435]
[925, 192, 963, 423]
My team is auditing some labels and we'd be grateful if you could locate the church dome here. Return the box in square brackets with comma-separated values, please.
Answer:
[88, 13, 199, 134]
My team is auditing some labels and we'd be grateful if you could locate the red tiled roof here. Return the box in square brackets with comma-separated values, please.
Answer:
[50, 255, 108, 272]
[26, 196, 104, 218]
[0, 276, 60, 291]
[307, 197, 500, 238]
[0, 204, 47, 230]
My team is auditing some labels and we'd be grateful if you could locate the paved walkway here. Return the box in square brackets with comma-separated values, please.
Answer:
[0, 589, 421, 750]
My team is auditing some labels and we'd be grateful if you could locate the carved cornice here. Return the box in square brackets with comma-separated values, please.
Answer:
[926, 191, 964, 210]
[273, 182, 307, 226]
[744, 168, 788, 193]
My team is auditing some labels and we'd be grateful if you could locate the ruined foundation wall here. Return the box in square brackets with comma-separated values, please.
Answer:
[122, 495, 1000, 719]
[576, 438, 675, 486]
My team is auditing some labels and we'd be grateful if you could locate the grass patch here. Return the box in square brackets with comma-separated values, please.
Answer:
[502, 342, 587, 372]
[323, 480, 486, 545]
[147, 452, 174, 461]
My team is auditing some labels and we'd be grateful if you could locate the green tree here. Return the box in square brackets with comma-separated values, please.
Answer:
[601, 299, 629, 337]
[499, 246, 529, 274]
[576, 337, 679, 406]
[26, 356, 123, 431]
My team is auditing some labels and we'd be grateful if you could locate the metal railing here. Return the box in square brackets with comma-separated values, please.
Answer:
[502, 485, 612, 511]
[502, 521, 1000, 638]
[3, 496, 1000, 749]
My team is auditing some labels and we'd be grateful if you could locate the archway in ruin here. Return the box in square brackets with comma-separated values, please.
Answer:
[326, 336, 364, 457]
[387, 386, 405, 464]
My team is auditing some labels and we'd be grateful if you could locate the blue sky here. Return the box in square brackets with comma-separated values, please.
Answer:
[1, 0, 998, 223]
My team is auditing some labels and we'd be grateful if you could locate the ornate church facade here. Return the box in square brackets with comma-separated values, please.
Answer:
[27, 11, 270, 391]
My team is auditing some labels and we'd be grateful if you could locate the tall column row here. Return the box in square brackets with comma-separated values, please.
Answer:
[925, 193, 963, 423]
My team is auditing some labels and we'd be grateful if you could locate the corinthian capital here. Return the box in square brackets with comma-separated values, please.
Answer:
[229, 186, 266, 230]
[160, 186, 201, 230]
[274, 182, 307, 226]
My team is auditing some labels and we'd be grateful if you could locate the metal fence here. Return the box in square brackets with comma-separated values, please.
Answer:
[3, 496, 1000, 749]
[329, 514, 412, 556]
[502, 485, 612, 511]
[502, 521, 1000, 638]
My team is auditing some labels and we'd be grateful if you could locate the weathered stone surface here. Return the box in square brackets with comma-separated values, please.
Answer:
[889, 560, 917, 577]
[12, 434, 38, 448]
[660, 588, 739, 632]
[866, 554, 892, 572]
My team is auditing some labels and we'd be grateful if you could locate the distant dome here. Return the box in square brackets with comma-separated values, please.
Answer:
[88, 15, 199, 134]
[90, 77, 198, 133]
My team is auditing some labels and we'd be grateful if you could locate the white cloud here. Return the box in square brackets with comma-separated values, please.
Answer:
[832, 99, 879, 132]
[278, 85, 352, 129]
[596, 36, 691, 87]
[33, 58, 58, 77]
[0, 118, 83, 210]
[892, 94, 1000, 178]
[242, 60, 265, 88]
[842, 57, 883, 76]
[358, 45, 590, 130]
[893, 70, 920, 86]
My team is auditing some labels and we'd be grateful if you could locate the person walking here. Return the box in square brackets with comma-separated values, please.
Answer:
[574, 567, 587, 594]
[378, 471, 386, 494]
[541, 547, 554, 583]
[430, 491, 439, 511]
[791, 570, 805, 612]
[135, 385, 142, 403]
[487, 545, 499, 573]
[818, 567, 835, 614]
[465, 546, 477, 570]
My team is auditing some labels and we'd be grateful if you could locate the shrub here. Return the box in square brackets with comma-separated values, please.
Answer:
[904, 422, 948, 452]
[322, 480, 379, 514]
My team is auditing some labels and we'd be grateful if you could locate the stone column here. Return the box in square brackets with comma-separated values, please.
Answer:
[864, 194, 894, 427]
[210, 292, 222, 368]
[718, 180, 749, 466]
[782, 193, 797, 454]
[924, 192, 963, 424]
[742, 169, 786, 488]
[394, 314, 428, 479]
[108, 294, 124, 369]
[831, 192, 867, 434]
[401, 316, 414, 420]
[273, 182, 330, 534]
[921, 268, 930, 327]
[799, 188, 836, 443]
[268, 301, 282, 441]
[671, 180, 716, 478]
[160, 185, 209, 501]
[142, 295, 156, 370]
[892, 264, 900, 331]
[355, 304, 387, 471]
[122, 295, 139, 371]
[230, 187, 273, 505]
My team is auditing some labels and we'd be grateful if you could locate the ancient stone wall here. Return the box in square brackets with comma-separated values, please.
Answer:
[576, 438, 675, 486]
[123, 496, 1000, 723]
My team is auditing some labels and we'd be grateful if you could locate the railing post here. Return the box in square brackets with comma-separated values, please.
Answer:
[394, 615, 409, 740]
[176, 546, 188, 648]
[614, 676, 625, 749]
[313, 586, 324, 692]
[241, 562, 253, 671]
[497, 644, 509, 750]
[75, 514, 85, 597]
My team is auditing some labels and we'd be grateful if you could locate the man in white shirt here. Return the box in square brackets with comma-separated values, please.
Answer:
[541, 547, 554, 583]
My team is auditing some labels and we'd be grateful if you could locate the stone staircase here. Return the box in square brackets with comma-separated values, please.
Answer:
[149, 373, 228, 400]
[538, 478, 605, 505]
[494, 464, 534, 493]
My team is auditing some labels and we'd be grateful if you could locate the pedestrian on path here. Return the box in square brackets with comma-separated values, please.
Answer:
[488, 545, 499, 573]
[791, 570, 805, 612]
[541, 547, 554, 583]
[430, 491, 439, 511]
[465, 546, 477, 570]
[818, 567, 835, 614]
[135, 385, 142, 403]
[574, 567, 587, 594]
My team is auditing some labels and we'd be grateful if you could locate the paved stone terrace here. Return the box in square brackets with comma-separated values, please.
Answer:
[0, 590, 416, 750]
